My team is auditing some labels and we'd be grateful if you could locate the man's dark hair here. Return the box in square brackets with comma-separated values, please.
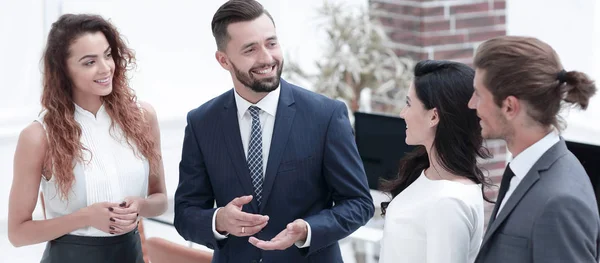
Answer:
[211, 0, 275, 51]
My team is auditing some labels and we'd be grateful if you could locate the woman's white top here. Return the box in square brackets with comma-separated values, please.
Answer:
[379, 170, 484, 263]
[37, 104, 149, 237]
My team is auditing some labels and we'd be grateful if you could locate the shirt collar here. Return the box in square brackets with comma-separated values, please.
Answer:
[509, 130, 560, 180]
[233, 84, 280, 119]
[74, 103, 106, 120]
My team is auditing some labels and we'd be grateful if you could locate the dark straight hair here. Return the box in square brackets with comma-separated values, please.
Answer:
[211, 0, 275, 51]
[380, 60, 493, 214]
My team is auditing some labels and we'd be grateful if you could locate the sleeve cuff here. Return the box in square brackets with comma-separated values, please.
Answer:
[212, 207, 229, 240]
[294, 219, 312, 248]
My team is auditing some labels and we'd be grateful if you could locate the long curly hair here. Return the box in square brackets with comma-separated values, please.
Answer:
[41, 14, 159, 200]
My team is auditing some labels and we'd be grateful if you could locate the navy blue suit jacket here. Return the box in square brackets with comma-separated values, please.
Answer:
[174, 79, 374, 263]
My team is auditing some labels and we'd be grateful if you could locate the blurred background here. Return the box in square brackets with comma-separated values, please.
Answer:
[1, 0, 599, 262]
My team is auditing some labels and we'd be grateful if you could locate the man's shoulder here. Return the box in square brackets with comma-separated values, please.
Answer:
[539, 152, 591, 192]
[533, 157, 598, 216]
[284, 80, 345, 113]
[187, 89, 232, 120]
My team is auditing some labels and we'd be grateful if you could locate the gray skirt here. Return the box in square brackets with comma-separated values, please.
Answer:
[40, 228, 143, 263]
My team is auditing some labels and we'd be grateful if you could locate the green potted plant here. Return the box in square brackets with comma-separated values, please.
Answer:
[283, 1, 414, 115]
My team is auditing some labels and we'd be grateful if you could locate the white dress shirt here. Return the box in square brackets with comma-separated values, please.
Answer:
[211, 86, 312, 247]
[234, 86, 279, 176]
[496, 131, 560, 215]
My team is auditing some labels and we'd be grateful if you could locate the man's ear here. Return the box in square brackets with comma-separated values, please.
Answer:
[215, 50, 231, 71]
[502, 95, 521, 120]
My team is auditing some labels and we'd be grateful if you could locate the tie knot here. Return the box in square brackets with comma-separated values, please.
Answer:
[248, 106, 261, 118]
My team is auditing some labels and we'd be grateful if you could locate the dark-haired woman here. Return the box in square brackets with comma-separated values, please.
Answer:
[378, 60, 491, 263]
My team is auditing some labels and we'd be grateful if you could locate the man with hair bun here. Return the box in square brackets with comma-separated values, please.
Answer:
[470, 35, 600, 263]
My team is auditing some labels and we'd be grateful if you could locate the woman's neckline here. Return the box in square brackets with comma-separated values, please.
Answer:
[421, 170, 479, 186]
[74, 103, 106, 119]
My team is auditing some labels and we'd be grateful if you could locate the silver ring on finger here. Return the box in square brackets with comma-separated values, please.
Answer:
[242, 226, 245, 234]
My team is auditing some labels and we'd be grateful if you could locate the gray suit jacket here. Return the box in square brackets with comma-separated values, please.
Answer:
[475, 139, 600, 263]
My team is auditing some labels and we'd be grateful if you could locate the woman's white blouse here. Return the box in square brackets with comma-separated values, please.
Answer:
[379, 170, 484, 263]
[38, 104, 149, 237]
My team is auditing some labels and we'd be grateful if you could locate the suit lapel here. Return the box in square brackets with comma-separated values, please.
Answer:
[220, 90, 258, 211]
[480, 139, 569, 249]
[481, 170, 540, 246]
[487, 194, 502, 227]
[259, 80, 296, 212]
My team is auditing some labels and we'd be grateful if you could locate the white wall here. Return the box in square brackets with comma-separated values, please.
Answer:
[507, 0, 600, 146]
[60, 0, 237, 121]
[0, 0, 46, 224]
[0, 0, 45, 134]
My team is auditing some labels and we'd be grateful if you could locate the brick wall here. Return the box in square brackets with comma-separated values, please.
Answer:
[370, 0, 508, 226]
[371, 0, 506, 66]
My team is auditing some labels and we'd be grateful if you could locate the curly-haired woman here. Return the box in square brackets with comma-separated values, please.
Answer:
[7, 14, 167, 263]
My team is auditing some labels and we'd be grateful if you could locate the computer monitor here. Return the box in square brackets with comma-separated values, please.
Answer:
[566, 140, 600, 212]
[353, 113, 600, 200]
[354, 112, 415, 190]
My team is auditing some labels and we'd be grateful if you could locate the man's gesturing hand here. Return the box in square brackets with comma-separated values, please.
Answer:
[215, 195, 269, 237]
[248, 219, 309, 250]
